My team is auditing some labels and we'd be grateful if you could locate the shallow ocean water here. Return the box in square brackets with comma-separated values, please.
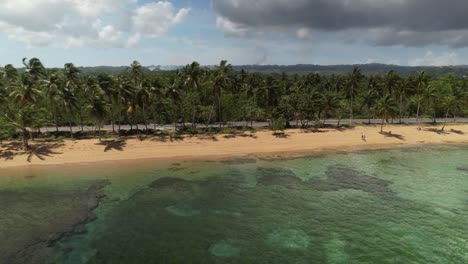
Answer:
[0, 144, 467, 263]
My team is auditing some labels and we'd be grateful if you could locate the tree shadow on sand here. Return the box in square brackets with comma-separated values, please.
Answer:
[27, 143, 64, 162]
[303, 128, 327, 133]
[273, 131, 289, 138]
[424, 128, 449, 135]
[450, 129, 465, 135]
[379, 131, 405, 141]
[223, 132, 257, 140]
[0, 142, 24, 161]
[96, 140, 127, 152]
[0, 142, 64, 162]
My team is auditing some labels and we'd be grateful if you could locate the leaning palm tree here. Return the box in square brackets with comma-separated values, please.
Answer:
[440, 94, 464, 131]
[22, 58, 46, 80]
[376, 94, 398, 132]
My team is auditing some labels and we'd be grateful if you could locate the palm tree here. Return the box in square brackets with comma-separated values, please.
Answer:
[376, 94, 398, 132]
[136, 80, 153, 131]
[183, 61, 202, 128]
[166, 74, 182, 129]
[383, 70, 400, 95]
[114, 76, 135, 136]
[346, 67, 363, 125]
[421, 85, 438, 123]
[361, 77, 379, 123]
[415, 71, 429, 122]
[320, 91, 340, 122]
[41, 73, 62, 132]
[2, 64, 18, 83]
[128, 61, 144, 87]
[211, 60, 232, 127]
[395, 78, 412, 123]
[97, 73, 115, 132]
[9, 75, 41, 106]
[440, 94, 464, 131]
[3, 105, 37, 149]
[88, 89, 108, 140]
[22, 58, 46, 80]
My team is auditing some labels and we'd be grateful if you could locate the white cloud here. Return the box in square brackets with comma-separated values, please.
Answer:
[216, 16, 249, 37]
[131, 2, 189, 38]
[408, 51, 462, 66]
[0, 0, 190, 48]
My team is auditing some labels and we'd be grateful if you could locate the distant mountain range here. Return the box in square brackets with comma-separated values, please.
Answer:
[70, 63, 468, 77]
[232, 64, 468, 77]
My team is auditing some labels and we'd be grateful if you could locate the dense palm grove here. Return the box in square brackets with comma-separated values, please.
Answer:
[1, 58, 467, 148]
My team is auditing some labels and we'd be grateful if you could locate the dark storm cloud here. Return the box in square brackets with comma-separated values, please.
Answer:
[213, 0, 468, 47]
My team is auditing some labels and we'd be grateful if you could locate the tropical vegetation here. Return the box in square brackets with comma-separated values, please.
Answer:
[0, 58, 467, 148]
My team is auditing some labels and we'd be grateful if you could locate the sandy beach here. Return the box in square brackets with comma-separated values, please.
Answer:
[0, 124, 467, 168]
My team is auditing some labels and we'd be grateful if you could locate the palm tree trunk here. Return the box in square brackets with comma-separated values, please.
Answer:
[218, 96, 222, 129]
[350, 91, 354, 125]
[381, 119, 385, 132]
[79, 112, 84, 132]
[416, 100, 421, 122]
[53, 108, 59, 133]
[118, 104, 122, 137]
[110, 101, 115, 134]
[69, 121, 73, 138]
[143, 104, 148, 131]
[367, 106, 371, 124]
[191, 96, 197, 129]
[441, 109, 450, 131]
[22, 128, 30, 150]
[97, 121, 102, 141]
[399, 94, 403, 123]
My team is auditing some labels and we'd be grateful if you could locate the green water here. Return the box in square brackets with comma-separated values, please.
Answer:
[1, 145, 467, 264]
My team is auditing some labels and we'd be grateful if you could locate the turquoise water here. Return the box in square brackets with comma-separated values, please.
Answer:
[1, 145, 467, 263]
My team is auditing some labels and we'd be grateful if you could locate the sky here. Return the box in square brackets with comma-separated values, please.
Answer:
[0, 0, 468, 67]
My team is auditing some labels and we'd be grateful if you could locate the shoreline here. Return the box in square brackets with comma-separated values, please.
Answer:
[1, 124, 467, 169]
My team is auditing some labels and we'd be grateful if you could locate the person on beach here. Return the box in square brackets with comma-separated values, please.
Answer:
[361, 133, 366, 142]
